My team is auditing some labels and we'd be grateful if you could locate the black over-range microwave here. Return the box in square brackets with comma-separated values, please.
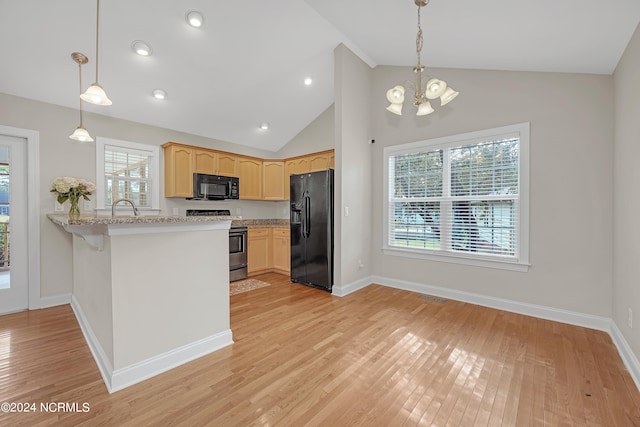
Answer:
[191, 173, 239, 200]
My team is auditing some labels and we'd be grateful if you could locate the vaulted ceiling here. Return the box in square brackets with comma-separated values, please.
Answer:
[1, 0, 638, 151]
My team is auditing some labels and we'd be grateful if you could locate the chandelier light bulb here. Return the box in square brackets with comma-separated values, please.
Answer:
[386, 85, 405, 103]
[425, 78, 447, 99]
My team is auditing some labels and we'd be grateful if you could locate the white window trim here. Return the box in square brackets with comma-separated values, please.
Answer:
[382, 122, 530, 272]
[95, 136, 161, 215]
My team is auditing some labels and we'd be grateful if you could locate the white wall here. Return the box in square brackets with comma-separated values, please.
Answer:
[276, 104, 334, 159]
[370, 66, 614, 317]
[334, 44, 374, 287]
[0, 93, 287, 298]
[613, 23, 640, 360]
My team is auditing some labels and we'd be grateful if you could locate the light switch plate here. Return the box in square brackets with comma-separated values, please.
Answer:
[54, 201, 64, 212]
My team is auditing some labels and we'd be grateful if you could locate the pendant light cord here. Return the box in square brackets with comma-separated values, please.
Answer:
[95, 0, 100, 83]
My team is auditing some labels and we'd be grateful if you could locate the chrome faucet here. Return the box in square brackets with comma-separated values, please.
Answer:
[112, 198, 139, 217]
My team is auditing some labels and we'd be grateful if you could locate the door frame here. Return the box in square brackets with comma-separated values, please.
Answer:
[0, 125, 40, 310]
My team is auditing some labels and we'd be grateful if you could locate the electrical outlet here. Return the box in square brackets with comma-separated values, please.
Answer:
[629, 308, 633, 329]
[345, 206, 350, 217]
[83, 200, 92, 211]
[54, 201, 64, 212]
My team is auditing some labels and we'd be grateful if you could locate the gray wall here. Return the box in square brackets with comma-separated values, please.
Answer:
[370, 66, 614, 317]
[613, 24, 640, 361]
[334, 44, 374, 287]
[276, 104, 334, 159]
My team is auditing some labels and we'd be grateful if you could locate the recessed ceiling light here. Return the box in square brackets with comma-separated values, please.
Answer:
[259, 123, 269, 130]
[186, 11, 204, 28]
[152, 89, 166, 100]
[132, 41, 152, 56]
[304, 77, 313, 86]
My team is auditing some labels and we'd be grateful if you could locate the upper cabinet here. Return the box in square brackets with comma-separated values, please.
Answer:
[163, 142, 333, 200]
[193, 149, 216, 174]
[217, 152, 239, 177]
[263, 161, 285, 200]
[164, 143, 194, 197]
[238, 156, 263, 200]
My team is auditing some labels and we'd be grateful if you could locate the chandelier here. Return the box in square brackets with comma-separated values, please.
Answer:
[386, 0, 458, 116]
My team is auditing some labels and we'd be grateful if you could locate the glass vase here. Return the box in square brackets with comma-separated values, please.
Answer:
[68, 197, 80, 220]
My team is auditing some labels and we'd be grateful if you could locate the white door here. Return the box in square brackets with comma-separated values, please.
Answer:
[0, 135, 28, 313]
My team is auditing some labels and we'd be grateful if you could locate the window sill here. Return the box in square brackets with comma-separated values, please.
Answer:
[382, 247, 530, 272]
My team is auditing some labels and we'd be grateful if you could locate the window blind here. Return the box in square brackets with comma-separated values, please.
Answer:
[387, 134, 521, 262]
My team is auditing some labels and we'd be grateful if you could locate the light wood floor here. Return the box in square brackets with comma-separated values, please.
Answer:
[1, 273, 639, 426]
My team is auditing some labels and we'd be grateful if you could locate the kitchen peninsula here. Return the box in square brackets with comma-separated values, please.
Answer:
[48, 214, 238, 393]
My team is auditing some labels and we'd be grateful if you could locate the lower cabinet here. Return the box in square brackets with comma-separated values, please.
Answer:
[271, 228, 290, 275]
[247, 227, 290, 276]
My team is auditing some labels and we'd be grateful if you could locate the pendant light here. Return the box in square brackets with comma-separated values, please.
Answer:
[81, 0, 112, 106]
[70, 52, 94, 142]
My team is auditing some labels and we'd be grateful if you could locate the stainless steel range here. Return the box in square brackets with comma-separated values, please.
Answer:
[186, 209, 248, 282]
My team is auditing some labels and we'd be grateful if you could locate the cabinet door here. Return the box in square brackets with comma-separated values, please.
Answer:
[239, 157, 263, 199]
[308, 153, 330, 172]
[284, 159, 297, 200]
[271, 228, 290, 274]
[164, 144, 193, 197]
[263, 161, 285, 200]
[194, 149, 216, 174]
[248, 228, 270, 275]
[295, 157, 311, 174]
[217, 153, 239, 177]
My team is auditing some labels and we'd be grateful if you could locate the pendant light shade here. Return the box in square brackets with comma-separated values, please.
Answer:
[416, 101, 434, 116]
[82, 0, 112, 106]
[80, 83, 112, 106]
[440, 87, 459, 106]
[70, 126, 94, 142]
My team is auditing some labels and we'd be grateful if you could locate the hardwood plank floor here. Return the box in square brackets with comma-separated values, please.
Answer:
[0, 273, 639, 426]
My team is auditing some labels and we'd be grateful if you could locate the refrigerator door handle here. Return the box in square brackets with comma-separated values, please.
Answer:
[304, 194, 311, 238]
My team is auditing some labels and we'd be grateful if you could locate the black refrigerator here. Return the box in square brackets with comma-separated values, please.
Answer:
[290, 169, 334, 292]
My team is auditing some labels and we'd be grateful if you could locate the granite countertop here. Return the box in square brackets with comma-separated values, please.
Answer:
[232, 219, 289, 228]
[47, 214, 241, 227]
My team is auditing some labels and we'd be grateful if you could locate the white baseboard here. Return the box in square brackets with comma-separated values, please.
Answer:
[34, 292, 71, 309]
[70, 295, 115, 392]
[332, 276, 371, 297]
[608, 321, 640, 392]
[71, 295, 234, 393]
[334, 274, 639, 392]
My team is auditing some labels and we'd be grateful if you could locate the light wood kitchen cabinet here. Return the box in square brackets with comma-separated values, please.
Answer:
[217, 153, 239, 177]
[308, 152, 332, 172]
[263, 161, 285, 200]
[195, 150, 239, 177]
[248, 228, 270, 275]
[164, 141, 332, 200]
[271, 228, 290, 275]
[238, 157, 263, 200]
[164, 143, 194, 197]
[248, 227, 290, 277]
[194, 149, 216, 174]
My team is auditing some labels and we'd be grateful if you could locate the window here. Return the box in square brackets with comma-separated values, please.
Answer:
[383, 123, 529, 271]
[95, 137, 160, 212]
